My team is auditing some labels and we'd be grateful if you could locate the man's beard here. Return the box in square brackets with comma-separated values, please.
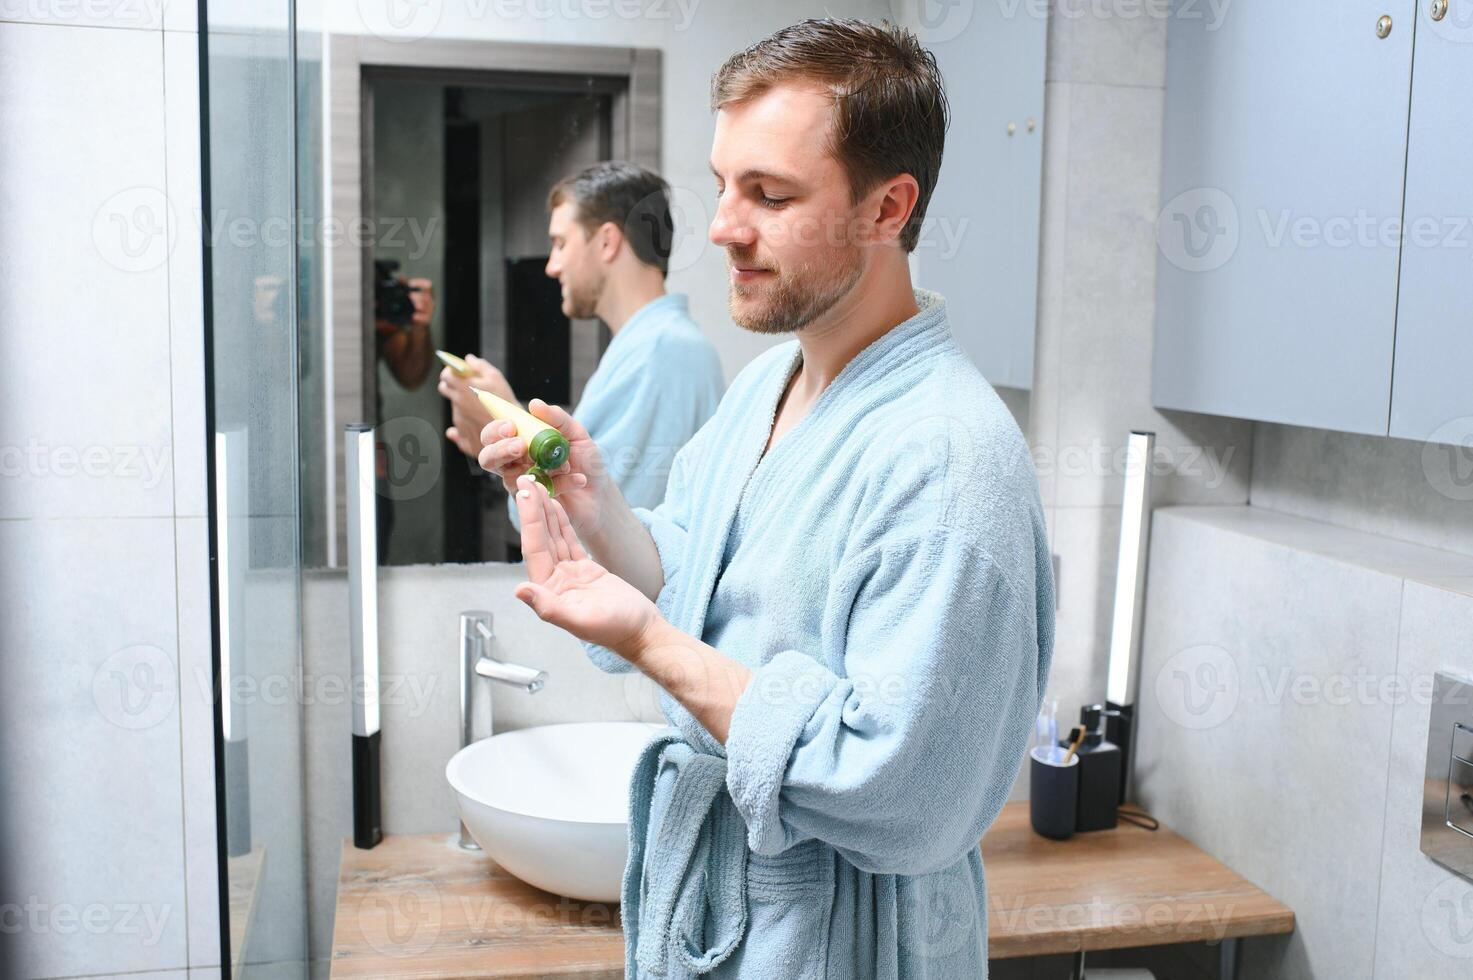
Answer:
[563, 272, 602, 320]
[726, 245, 863, 335]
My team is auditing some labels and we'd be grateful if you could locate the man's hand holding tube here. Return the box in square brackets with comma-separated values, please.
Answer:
[474, 399, 606, 530]
[477, 400, 665, 601]
[511, 472, 753, 745]
[439, 353, 515, 459]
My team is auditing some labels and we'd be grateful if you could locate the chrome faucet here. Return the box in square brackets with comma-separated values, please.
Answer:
[458, 610, 546, 849]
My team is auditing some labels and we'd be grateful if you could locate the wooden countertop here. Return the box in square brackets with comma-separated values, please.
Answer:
[331, 833, 623, 978]
[331, 802, 1293, 977]
[982, 803, 1293, 957]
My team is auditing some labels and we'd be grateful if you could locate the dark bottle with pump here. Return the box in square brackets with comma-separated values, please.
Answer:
[1070, 704, 1121, 832]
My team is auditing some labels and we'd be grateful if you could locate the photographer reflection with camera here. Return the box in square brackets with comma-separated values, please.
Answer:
[372, 259, 436, 558]
[374, 259, 436, 390]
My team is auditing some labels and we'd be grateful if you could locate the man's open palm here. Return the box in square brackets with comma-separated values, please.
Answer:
[513, 475, 659, 659]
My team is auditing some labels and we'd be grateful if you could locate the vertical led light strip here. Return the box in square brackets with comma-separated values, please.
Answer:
[1107, 431, 1155, 706]
[215, 430, 235, 744]
[1106, 431, 1155, 803]
[215, 427, 251, 857]
[345, 423, 382, 848]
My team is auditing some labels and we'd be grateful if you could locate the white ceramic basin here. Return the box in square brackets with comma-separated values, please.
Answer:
[446, 721, 664, 902]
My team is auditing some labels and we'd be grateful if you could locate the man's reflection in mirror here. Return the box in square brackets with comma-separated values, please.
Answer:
[438, 162, 724, 527]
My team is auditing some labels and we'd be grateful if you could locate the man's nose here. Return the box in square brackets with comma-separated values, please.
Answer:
[544, 256, 559, 278]
[709, 194, 755, 250]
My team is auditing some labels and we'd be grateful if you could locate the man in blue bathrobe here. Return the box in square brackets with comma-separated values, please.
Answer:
[480, 20, 1054, 979]
[441, 161, 725, 516]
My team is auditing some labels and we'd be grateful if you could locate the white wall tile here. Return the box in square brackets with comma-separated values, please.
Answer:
[174, 516, 220, 968]
[163, 0, 196, 33]
[0, 22, 175, 520]
[164, 28, 207, 519]
[0, 517, 188, 976]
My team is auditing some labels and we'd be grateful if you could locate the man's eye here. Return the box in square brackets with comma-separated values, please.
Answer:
[760, 196, 789, 210]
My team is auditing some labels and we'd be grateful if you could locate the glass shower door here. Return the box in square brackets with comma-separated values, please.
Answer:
[203, 1, 309, 974]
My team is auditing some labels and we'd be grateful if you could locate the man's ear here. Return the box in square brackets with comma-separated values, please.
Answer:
[869, 174, 921, 248]
[595, 221, 624, 263]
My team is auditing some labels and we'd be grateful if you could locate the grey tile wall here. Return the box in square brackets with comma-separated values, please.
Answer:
[1135, 506, 1473, 980]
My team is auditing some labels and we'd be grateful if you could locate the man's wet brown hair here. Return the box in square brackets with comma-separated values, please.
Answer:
[547, 161, 673, 276]
[710, 18, 949, 252]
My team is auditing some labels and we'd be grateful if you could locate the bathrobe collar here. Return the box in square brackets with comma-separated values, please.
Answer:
[605, 292, 690, 356]
[664, 287, 954, 754]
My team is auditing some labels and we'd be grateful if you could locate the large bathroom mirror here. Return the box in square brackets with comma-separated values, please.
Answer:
[203, 2, 1045, 972]
[303, 38, 661, 569]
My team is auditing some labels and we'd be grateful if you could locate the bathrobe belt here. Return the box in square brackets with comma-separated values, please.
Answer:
[625, 730, 749, 976]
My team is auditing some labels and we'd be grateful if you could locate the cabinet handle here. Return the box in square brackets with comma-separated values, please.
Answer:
[1376, 13, 1393, 36]
[1431, 0, 1448, 21]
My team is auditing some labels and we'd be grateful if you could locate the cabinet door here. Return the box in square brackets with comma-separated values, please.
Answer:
[1153, 1, 1416, 434]
[1389, 1, 1473, 445]
[915, 2, 1046, 391]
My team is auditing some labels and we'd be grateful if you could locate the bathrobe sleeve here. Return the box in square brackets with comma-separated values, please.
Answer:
[723, 483, 1051, 877]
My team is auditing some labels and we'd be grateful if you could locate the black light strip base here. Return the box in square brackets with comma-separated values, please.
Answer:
[1105, 701, 1135, 805]
[352, 731, 382, 849]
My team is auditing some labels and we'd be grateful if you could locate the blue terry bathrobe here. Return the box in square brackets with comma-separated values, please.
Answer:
[585, 289, 1055, 979]
[507, 293, 724, 527]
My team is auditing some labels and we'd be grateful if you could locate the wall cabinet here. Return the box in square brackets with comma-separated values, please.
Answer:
[1153, 0, 1468, 445]
[1388, 8, 1473, 443]
[913, 2, 1046, 392]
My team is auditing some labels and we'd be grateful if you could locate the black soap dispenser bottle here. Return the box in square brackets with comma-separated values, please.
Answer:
[1072, 704, 1121, 832]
